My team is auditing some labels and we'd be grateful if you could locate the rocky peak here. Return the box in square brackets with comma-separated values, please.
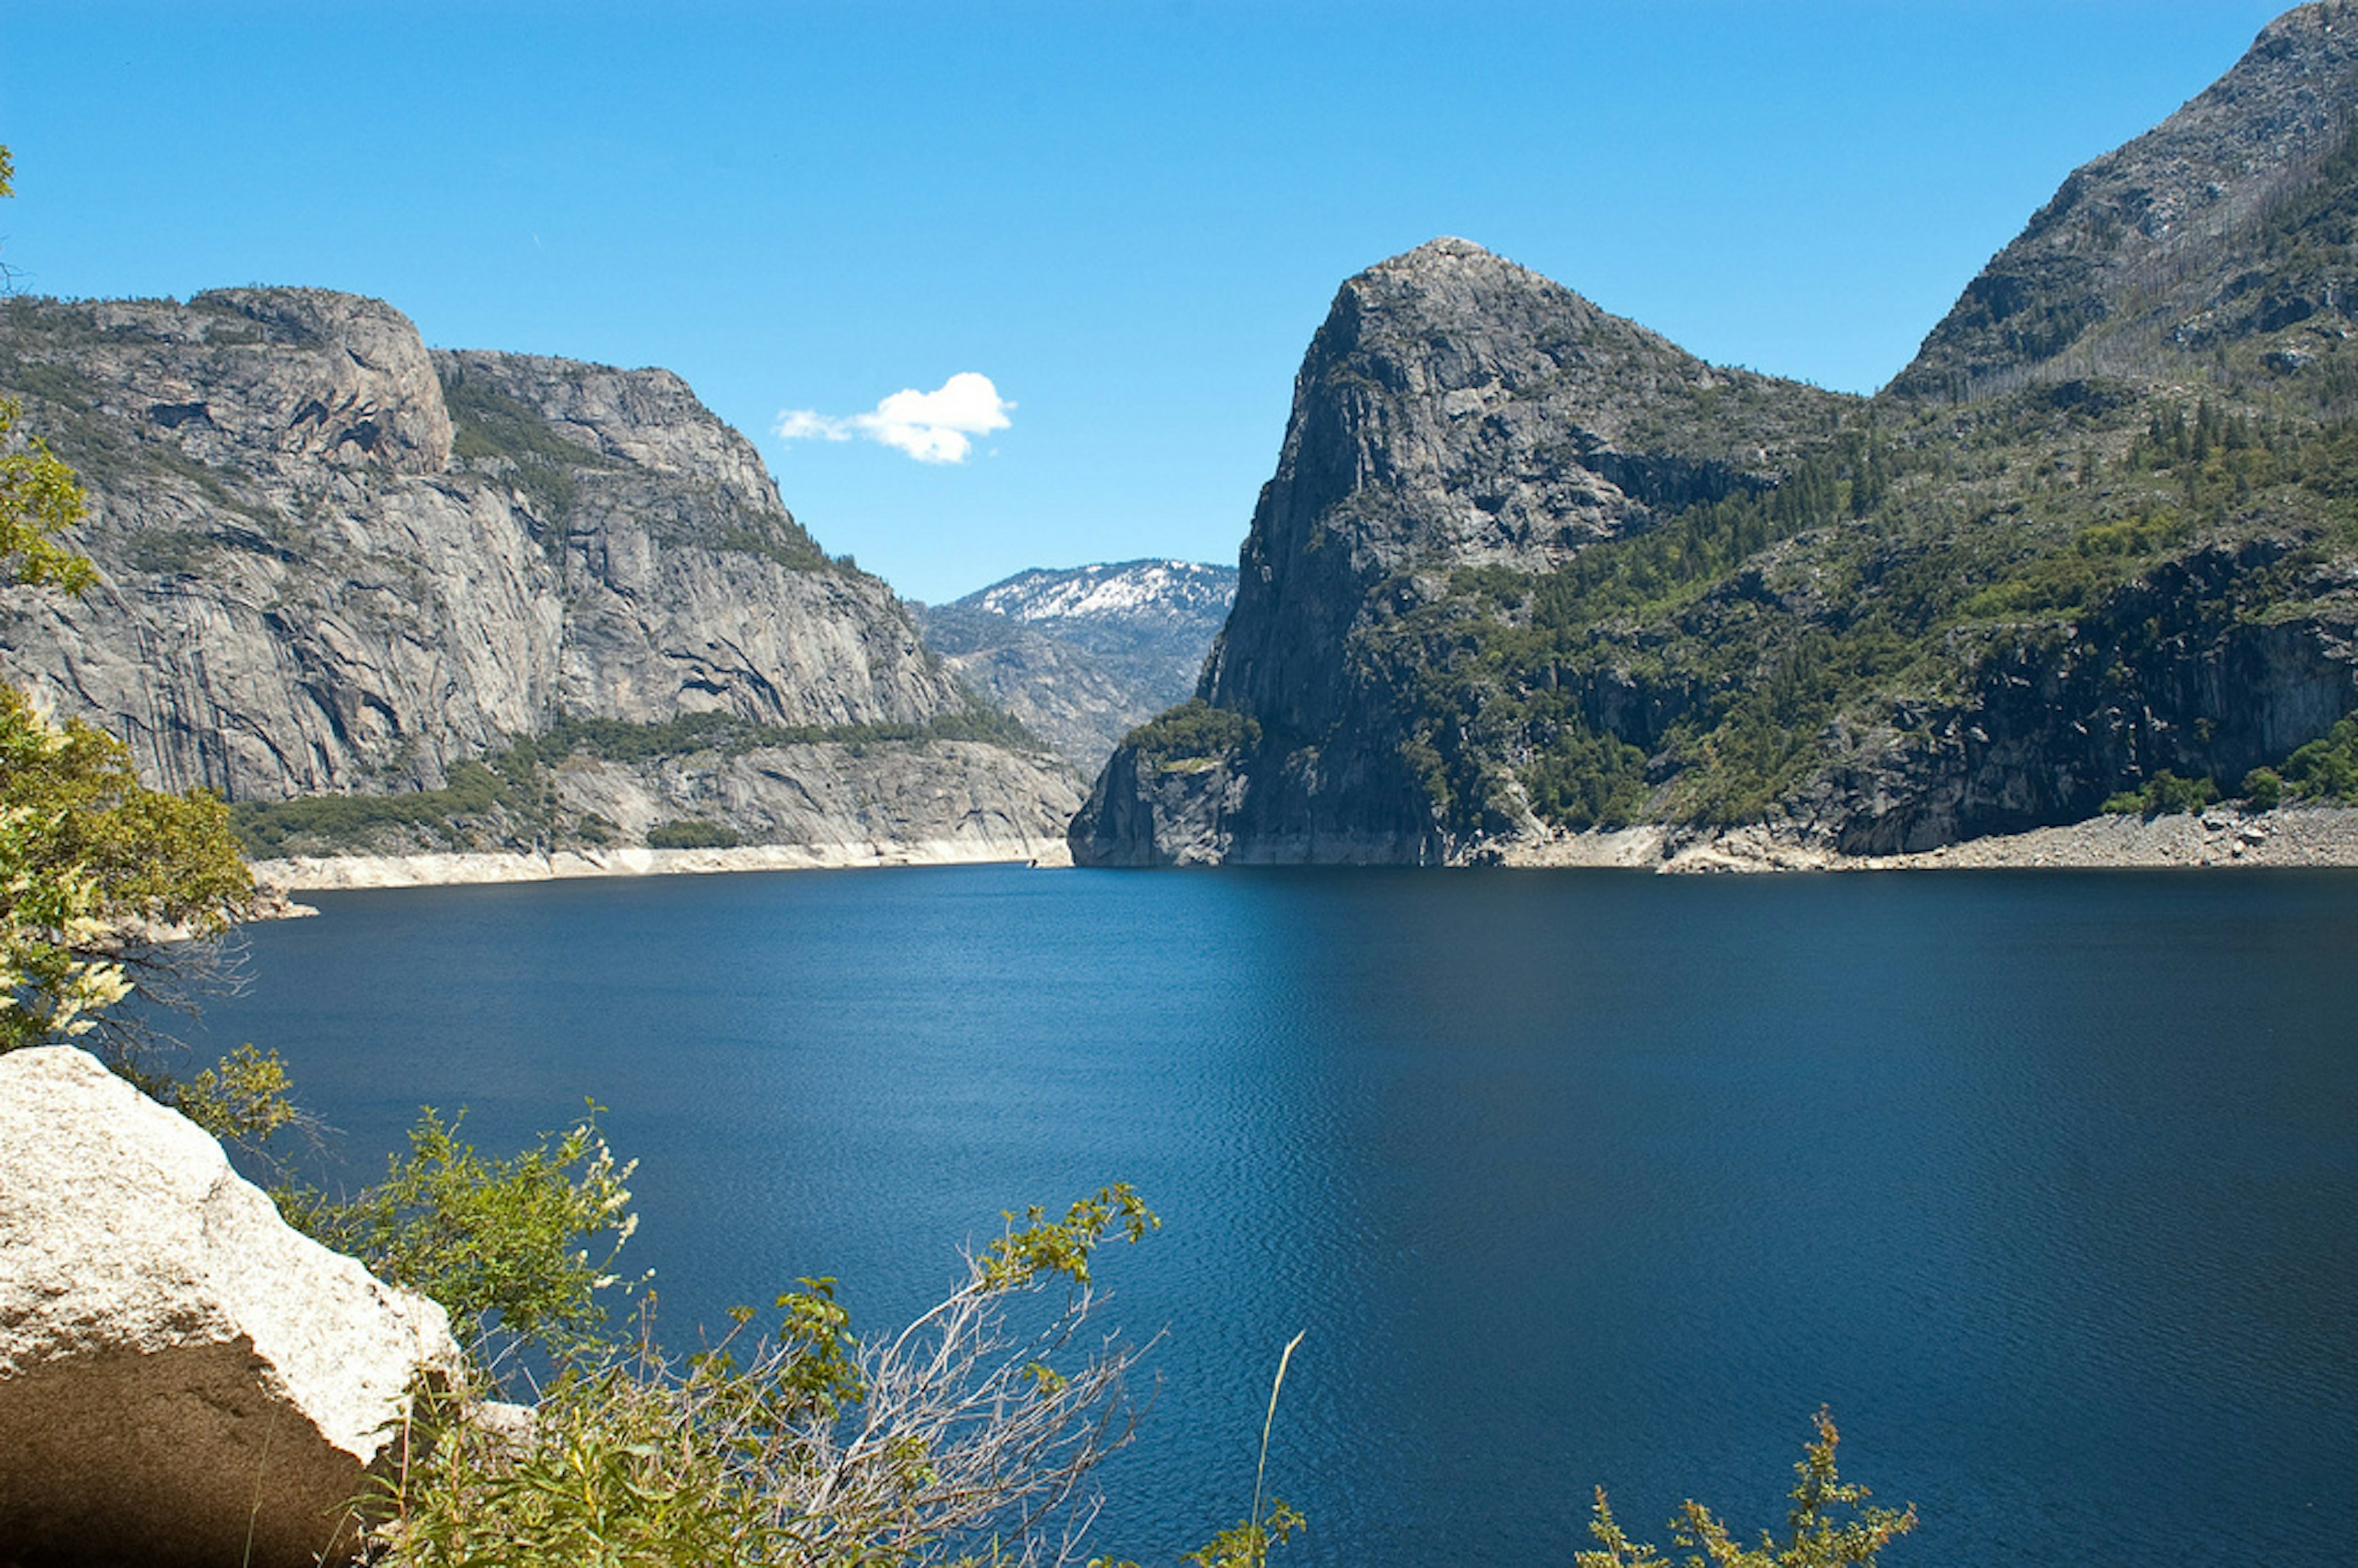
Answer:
[963, 559, 1237, 628]
[920, 561, 1240, 770]
[58, 287, 456, 476]
[0, 289, 990, 800]
[435, 349, 782, 516]
[1892, 1, 2358, 398]
[1202, 236, 1848, 741]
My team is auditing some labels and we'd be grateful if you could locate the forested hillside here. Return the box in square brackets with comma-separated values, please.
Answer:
[1074, 4, 2358, 866]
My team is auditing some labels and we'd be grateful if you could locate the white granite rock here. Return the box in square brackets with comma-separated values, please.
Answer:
[0, 1046, 461, 1567]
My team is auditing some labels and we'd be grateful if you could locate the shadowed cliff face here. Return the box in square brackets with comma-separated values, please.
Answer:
[1075, 9, 2358, 869]
[1204, 238, 1849, 742]
[1805, 541, 2358, 853]
[1075, 239, 1853, 864]
[0, 289, 1081, 858]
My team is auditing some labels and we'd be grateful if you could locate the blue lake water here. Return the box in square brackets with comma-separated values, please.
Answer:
[191, 865, 2358, 1566]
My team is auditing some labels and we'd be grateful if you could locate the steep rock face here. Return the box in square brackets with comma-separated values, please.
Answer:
[1893, 2, 2358, 398]
[1206, 238, 1847, 742]
[918, 561, 1237, 770]
[1067, 747, 1247, 868]
[436, 350, 950, 735]
[1073, 239, 1851, 864]
[0, 289, 1072, 856]
[1076, 10, 2358, 869]
[1810, 541, 2358, 851]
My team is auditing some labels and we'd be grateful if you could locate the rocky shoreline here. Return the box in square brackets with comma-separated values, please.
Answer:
[246, 805, 2358, 895]
[252, 834, 1075, 893]
[1500, 804, 2358, 874]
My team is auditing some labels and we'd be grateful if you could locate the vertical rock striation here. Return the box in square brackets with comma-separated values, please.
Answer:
[0, 289, 1079, 859]
[1072, 239, 1850, 864]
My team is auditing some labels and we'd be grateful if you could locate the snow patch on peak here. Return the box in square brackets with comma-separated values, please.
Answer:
[961, 559, 1239, 626]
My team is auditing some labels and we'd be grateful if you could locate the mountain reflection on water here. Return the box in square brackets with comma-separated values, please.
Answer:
[197, 866, 2358, 1567]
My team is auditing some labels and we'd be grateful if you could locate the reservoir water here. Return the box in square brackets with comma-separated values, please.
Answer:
[192, 865, 2358, 1567]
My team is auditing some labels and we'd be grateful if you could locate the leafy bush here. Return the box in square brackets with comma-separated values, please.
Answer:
[1125, 699, 1261, 769]
[1576, 1408, 1913, 1568]
[0, 685, 255, 1056]
[2100, 770, 2219, 817]
[2281, 712, 2358, 801]
[0, 394, 98, 592]
[365, 1188, 1165, 1568]
[279, 1106, 640, 1370]
[644, 818, 742, 850]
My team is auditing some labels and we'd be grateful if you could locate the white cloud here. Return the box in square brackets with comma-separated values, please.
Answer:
[774, 372, 1013, 465]
[774, 408, 852, 443]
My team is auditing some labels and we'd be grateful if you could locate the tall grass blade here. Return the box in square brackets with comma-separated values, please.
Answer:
[1250, 1330, 1305, 1536]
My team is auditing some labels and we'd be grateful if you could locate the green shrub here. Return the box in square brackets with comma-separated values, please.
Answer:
[2101, 770, 2218, 817]
[2282, 713, 2358, 801]
[1125, 699, 1261, 768]
[2241, 766, 2285, 810]
[644, 818, 742, 850]
[364, 1188, 1164, 1568]
[278, 1105, 639, 1370]
[1577, 1408, 1913, 1568]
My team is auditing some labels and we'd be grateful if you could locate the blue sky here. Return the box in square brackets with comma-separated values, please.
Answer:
[0, 2, 2301, 602]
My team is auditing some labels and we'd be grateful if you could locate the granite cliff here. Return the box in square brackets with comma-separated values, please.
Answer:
[1075, 4, 2358, 867]
[0, 289, 1078, 864]
[1894, 1, 2358, 400]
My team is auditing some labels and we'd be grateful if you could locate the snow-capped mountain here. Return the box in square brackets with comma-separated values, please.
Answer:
[917, 560, 1239, 771]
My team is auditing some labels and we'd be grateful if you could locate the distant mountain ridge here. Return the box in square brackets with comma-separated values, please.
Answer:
[918, 560, 1237, 772]
[1073, 4, 2358, 867]
[965, 560, 1237, 628]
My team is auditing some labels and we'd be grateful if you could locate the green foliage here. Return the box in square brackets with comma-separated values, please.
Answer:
[1576, 1410, 1915, 1568]
[176, 1042, 299, 1147]
[0, 686, 257, 1055]
[1124, 699, 1261, 770]
[2280, 711, 2358, 802]
[0, 397, 98, 594]
[367, 1192, 1164, 1568]
[1173, 1502, 1305, 1568]
[978, 1184, 1158, 1291]
[280, 1106, 640, 1368]
[644, 818, 743, 850]
[2099, 770, 2219, 817]
[2241, 766, 2286, 810]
